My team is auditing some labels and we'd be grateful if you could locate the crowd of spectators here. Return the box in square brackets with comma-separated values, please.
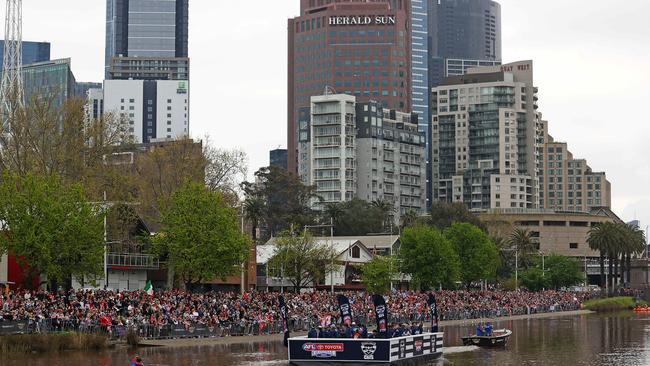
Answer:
[0, 288, 594, 337]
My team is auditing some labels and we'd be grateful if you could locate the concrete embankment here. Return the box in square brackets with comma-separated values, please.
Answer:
[140, 309, 593, 348]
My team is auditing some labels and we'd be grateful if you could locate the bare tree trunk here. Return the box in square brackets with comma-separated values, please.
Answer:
[626, 253, 632, 287]
[608, 253, 614, 293]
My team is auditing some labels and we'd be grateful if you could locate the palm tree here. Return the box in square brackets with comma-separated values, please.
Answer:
[371, 199, 395, 232]
[621, 224, 646, 285]
[401, 209, 419, 229]
[244, 196, 265, 243]
[588, 222, 626, 290]
[507, 228, 537, 269]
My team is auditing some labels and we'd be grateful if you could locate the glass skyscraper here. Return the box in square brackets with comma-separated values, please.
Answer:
[428, 0, 502, 88]
[105, 0, 189, 78]
[0, 40, 50, 70]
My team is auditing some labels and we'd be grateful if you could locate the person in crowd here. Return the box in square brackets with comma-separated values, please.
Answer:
[308, 326, 318, 338]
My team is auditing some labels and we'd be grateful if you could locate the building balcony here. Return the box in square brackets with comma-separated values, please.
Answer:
[107, 253, 160, 270]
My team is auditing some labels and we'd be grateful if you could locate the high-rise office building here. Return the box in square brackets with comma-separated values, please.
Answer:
[0, 40, 50, 70]
[288, 0, 412, 173]
[270, 149, 288, 170]
[539, 120, 612, 211]
[22, 59, 76, 108]
[105, 0, 189, 78]
[103, 0, 190, 143]
[298, 93, 426, 221]
[428, 0, 502, 88]
[410, 0, 429, 133]
[430, 60, 542, 211]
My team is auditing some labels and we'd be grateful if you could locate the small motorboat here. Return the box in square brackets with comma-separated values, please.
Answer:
[461, 329, 512, 348]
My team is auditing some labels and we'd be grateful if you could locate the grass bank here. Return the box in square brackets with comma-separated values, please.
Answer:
[583, 297, 645, 312]
[0, 332, 108, 354]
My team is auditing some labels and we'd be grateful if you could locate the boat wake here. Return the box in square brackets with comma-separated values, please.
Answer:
[443, 345, 480, 354]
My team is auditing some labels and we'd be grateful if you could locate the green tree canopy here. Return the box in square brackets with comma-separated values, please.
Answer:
[0, 173, 104, 289]
[428, 202, 486, 231]
[267, 231, 337, 292]
[361, 255, 396, 294]
[242, 166, 319, 239]
[544, 254, 584, 290]
[444, 223, 499, 287]
[332, 199, 385, 236]
[398, 226, 460, 290]
[152, 183, 249, 288]
[520, 267, 549, 291]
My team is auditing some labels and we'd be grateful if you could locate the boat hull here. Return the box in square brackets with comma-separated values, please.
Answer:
[461, 330, 511, 348]
[288, 332, 443, 365]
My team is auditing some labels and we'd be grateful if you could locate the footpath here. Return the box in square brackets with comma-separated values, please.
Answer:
[140, 309, 593, 348]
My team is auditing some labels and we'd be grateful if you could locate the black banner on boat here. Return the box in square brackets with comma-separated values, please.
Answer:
[279, 295, 290, 347]
[337, 294, 353, 326]
[372, 294, 389, 338]
[427, 293, 439, 332]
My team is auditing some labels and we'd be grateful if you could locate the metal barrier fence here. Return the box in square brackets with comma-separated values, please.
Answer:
[0, 304, 581, 340]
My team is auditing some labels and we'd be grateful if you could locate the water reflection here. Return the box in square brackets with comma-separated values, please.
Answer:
[3, 313, 650, 366]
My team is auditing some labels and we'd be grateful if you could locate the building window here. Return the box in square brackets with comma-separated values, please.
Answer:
[570, 243, 578, 249]
[351, 246, 360, 259]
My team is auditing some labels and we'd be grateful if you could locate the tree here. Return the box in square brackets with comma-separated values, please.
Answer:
[361, 255, 396, 294]
[152, 183, 249, 288]
[444, 223, 499, 287]
[242, 166, 319, 239]
[520, 267, 549, 292]
[400, 209, 420, 229]
[507, 228, 538, 269]
[398, 226, 460, 290]
[203, 141, 248, 195]
[428, 202, 486, 231]
[545, 254, 584, 290]
[622, 224, 646, 285]
[371, 199, 395, 231]
[334, 199, 384, 236]
[267, 232, 337, 292]
[0, 173, 104, 289]
[244, 195, 265, 243]
[588, 222, 628, 289]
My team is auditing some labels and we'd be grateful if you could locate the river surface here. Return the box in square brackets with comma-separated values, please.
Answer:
[3, 312, 650, 366]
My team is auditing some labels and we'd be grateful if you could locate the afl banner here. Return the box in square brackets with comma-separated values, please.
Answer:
[279, 295, 290, 347]
[337, 294, 353, 326]
[427, 293, 439, 333]
[372, 294, 389, 338]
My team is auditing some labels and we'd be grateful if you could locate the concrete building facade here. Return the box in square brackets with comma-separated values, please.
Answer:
[481, 207, 623, 283]
[356, 100, 427, 216]
[539, 120, 612, 211]
[103, 79, 189, 143]
[430, 60, 542, 211]
[299, 94, 427, 220]
[288, 0, 412, 172]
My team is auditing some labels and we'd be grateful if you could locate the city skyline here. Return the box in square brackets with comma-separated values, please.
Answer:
[10, 0, 650, 226]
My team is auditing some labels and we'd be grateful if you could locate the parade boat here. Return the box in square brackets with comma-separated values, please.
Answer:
[280, 293, 445, 366]
[461, 328, 512, 348]
[287, 332, 444, 366]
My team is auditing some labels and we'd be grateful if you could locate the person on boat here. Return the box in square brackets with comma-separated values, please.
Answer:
[317, 326, 324, 338]
[485, 323, 493, 336]
[130, 356, 144, 366]
[476, 324, 484, 336]
[308, 326, 318, 339]
[359, 324, 368, 339]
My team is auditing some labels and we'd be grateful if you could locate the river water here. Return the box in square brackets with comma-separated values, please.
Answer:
[3, 312, 650, 366]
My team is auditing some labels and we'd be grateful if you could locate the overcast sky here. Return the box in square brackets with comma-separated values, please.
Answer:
[18, 0, 650, 228]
